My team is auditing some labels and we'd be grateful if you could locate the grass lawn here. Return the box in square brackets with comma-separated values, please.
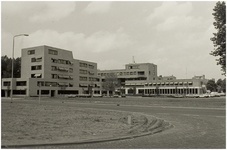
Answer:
[1, 102, 153, 146]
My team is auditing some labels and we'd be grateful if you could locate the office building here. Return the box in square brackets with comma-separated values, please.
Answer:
[1, 45, 100, 97]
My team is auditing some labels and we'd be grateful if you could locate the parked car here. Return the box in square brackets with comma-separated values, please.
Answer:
[199, 94, 209, 98]
[210, 92, 221, 97]
[68, 94, 77, 98]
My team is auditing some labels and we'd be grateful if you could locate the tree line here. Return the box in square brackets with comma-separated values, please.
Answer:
[1, 55, 21, 78]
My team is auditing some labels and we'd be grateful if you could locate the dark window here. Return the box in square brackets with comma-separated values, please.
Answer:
[3, 81, 10, 86]
[16, 81, 26, 86]
[138, 71, 145, 75]
[13, 90, 26, 95]
[31, 65, 42, 70]
[52, 74, 58, 79]
[37, 90, 49, 95]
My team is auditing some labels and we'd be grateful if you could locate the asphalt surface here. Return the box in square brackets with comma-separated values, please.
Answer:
[1, 98, 226, 149]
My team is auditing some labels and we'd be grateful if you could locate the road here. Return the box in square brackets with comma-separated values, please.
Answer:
[2, 99, 226, 149]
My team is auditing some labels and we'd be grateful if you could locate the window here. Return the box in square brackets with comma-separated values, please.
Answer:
[52, 74, 58, 79]
[128, 65, 139, 69]
[58, 67, 68, 72]
[58, 75, 70, 80]
[45, 82, 57, 87]
[59, 59, 66, 64]
[80, 62, 87, 68]
[16, 81, 26, 86]
[3, 81, 10, 86]
[31, 57, 42, 62]
[89, 71, 94, 75]
[80, 76, 87, 81]
[51, 58, 58, 63]
[28, 50, 35, 55]
[31, 58, 36, 62]
[37, 81, 44, 86]
[69, 68, 73, 73]
[89, 77, 96, 81]
[69, 83, 73, 87]
[80, 69, 87, 74]
[31, 65, 42, 70]
[31, 74, 42, 78]
[89, 64, 94, 69]
[49, 49, 58, 55]
[51, 66, 57, 71]
[138, 71, 145, 75]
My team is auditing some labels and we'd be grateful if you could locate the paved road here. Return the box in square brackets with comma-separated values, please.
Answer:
[2, 99, 226, 149]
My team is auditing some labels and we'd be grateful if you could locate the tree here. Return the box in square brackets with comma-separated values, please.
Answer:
[222, 78, 226, 93]
[102, 73, 120, 96]
[216, 78, 223, 92]
[210, 1, 226, 75]
[206, 80, 217, 92]
[216, 78, 226, 93]
[1, 56, 21, 78]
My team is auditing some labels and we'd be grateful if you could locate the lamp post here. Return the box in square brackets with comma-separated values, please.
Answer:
[11, 34, 29, 103]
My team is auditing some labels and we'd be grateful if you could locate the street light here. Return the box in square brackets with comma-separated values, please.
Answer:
[11, 34, 29, 103]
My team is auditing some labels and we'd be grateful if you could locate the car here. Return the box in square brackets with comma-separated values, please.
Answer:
[199, 94, 209, 98]
[113, 94, 119, 98]
[67, 94, 77, 98]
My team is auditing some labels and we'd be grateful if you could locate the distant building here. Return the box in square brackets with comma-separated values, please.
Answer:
[98, 63, 208, 96]
[1, 45, 100, 97]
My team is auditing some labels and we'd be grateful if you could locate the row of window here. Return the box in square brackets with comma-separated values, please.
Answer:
[79, 76, 97, 81]
[136, 88, 198, 95]
[52, 74, 73, 80]
[31, 57, 42, 62]
[37, 81, 73, 87]
[51, 58, 73, 65]
[98, 71, 145, 77]
[126, 82, 193, 86]
[28, 49, 58, 55]
[49, 49, 58, 55]
[144, 82, 193, 86]
[80, 62, 94, 69]
[52, 66, 73, 72]
[79, 69, 94, 75]
[3, 81, 26, 86]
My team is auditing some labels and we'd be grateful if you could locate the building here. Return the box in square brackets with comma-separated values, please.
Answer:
[1, 45, 209, 97]
[1, 45, 100, 97]
[98, 63, 208, 96]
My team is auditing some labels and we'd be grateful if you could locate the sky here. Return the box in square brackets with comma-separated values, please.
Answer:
[1, 1, 225, 80]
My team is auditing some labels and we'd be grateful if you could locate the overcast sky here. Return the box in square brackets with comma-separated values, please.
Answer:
[1, 1, 224, 80]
